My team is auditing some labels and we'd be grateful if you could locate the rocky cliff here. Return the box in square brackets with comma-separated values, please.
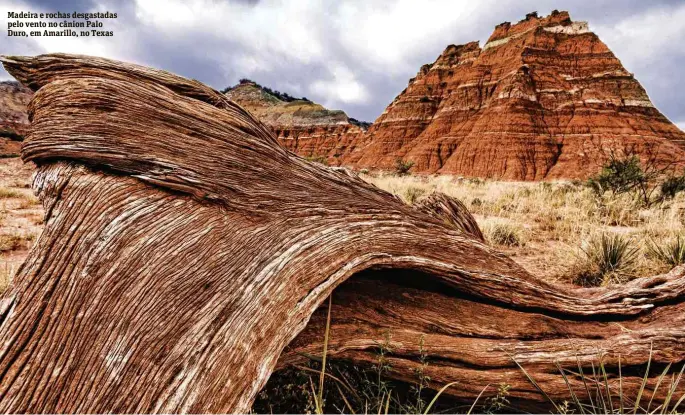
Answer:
[0, 81, 32, 156]
[344, 10, 685, 179]
[225, 80, 367, 163]
[2, 12, 684, 179]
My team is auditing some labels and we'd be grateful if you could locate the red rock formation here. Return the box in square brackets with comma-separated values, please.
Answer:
[0, 81, 32, 156]
[3, 11, 684, 178]
[345, 11, 685, 179]
[225, 81, 366, 164]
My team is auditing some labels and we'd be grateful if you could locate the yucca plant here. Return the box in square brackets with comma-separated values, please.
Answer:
[512, 348, 685, 415]
[576, 233, 639, 286]
[648, 236, 685, 267]
[594, 234, 639, 275]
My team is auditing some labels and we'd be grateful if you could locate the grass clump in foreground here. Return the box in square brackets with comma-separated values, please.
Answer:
[361, 167, 685, 283]
[484, 222, 525, 247]
[254, 298, 463, 414]
[0, 186, 22, 199]
[514, 347, 685, 415]
[256, 297, 685, 414]
[648, 236, 685, 267]
[574, 233, 639, 287]
[0, 234, 23, 253]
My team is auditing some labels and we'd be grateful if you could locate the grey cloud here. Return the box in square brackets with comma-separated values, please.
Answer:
[2, 0, 684, 126]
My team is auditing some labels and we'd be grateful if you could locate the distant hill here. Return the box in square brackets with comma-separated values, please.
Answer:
[341, 10, 685, 179]
[223, 11, 685, 179]
[224, 80, 369, 161]
[0, 81, 32, 157]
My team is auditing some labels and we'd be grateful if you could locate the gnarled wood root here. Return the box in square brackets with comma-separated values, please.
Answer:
[0, 54, 684, 413]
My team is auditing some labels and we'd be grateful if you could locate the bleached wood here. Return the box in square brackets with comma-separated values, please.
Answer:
[0, 54, 683, 413]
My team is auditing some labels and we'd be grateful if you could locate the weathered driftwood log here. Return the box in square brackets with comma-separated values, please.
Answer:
[0, 54, 684, 413]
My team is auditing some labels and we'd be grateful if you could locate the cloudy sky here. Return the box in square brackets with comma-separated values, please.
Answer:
[2, 0, 685, 128]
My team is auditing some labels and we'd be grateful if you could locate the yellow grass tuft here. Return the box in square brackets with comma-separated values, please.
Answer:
[362, 173, 685, 284]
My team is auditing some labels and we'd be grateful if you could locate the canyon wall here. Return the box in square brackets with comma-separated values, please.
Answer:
[225, 81, 366, 163]
[2, 11, 684, 180]
[343, 10, 685, 179]
[0, 81, 31, 156]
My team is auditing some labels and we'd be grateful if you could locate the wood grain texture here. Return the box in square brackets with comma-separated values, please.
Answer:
[0, 54, 684, 413]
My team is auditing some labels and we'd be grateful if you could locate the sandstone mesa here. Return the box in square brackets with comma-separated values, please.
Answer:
[229, 10, 685, 180]
[2, 10, 685, 180]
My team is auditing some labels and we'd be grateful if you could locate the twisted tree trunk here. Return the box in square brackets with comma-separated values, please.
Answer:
[0, 54, 684, 413]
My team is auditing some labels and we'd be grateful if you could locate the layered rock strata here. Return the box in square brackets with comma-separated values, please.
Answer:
[0, 81, 32, 156]
[225, 81, 366, 163]
[345, 10, 685, 179]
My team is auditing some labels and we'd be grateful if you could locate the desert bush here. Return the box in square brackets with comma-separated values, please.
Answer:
[661, 174, 685, 200]
[574, 233, 639, 286]
[648, 235, 685, 267]
[587, 155, 645, 196]
[486, 222, 525, 247]
[394, 158, 414, 176]
[588, 152, 685, 206]
[401, 187, 426, 204]
[0, 234, 22, 252]
[304, 154, 329, 166]
[0, 187, 22, 198]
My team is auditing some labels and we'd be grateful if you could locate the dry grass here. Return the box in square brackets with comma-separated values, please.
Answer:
[0, 233, 23, 252]
[0, 187, 22, 198]
[0, 158, 683, 293]
[362, 172, 685, 285]
[0, 158, 42, 295]
[0, 262, 14, 294]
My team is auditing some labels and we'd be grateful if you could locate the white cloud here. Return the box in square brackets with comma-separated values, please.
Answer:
[593, 4, 685, 74]
[134, 0, 326, 64]
[310, 64, 369, 104]
[2, 0, 685, 124]
[331, 0, 486, 74]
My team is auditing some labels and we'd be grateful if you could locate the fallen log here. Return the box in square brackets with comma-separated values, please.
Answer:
[0, 54, 684, 413]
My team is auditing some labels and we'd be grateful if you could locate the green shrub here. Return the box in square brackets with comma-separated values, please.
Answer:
[304, 154, 329, 166]
[588, 153, 684, 206]
[648, 236, 685, 267]
[394, 158, 414, 176]
[587, 155, 645, 195]
[661, 174, 685, 199]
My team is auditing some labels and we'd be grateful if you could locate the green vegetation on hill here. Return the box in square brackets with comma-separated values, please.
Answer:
[222, 78, 312, 103]
[222, 79, 371, 128]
